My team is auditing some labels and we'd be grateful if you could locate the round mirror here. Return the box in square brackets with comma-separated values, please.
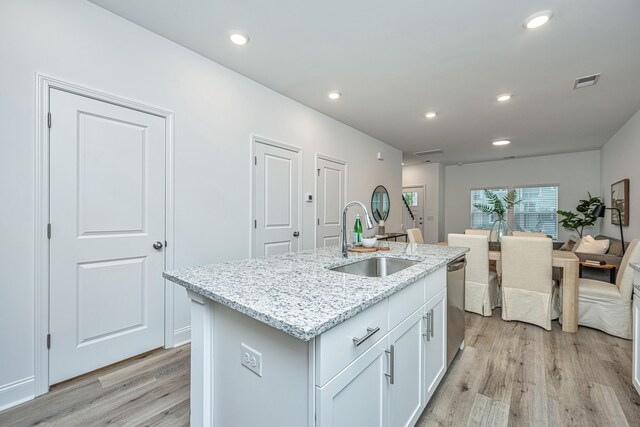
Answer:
[371, 185, 390, 222]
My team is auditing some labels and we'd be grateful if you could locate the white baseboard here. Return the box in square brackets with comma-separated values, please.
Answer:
[173, 325, 191, 347]
[0, 376, 35, 412]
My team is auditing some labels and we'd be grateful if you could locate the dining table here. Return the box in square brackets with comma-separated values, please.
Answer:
[436, 242, 580, 333]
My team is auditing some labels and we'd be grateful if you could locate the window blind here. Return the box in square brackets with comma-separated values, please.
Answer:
[470, 188, 508, 230]
[514, 186, 558, 239]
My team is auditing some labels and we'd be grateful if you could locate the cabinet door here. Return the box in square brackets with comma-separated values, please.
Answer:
[317, 336, 390, 427]
[389, 308, 425, 427]
[423, 288, 447, 405]
[633, 296, 640, 395]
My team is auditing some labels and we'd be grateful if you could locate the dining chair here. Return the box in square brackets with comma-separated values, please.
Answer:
[563, 238, 640, 339]
[448, 233, 499, 316]
[407, 228, 424, 244]
[465, 229, 490, 236]
[512, 231, 548, 238]
[500, 236, 559, 330]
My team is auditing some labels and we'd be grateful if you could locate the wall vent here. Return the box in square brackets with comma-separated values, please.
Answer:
[412, 148, 442, 156]
[573, 73, 601, 89]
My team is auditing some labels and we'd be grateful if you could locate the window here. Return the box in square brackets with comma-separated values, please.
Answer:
[514, 186, 558, 239]
[470, 185, 559, 239]
[403, 191, 418, 207]
[470, 188, 508, 230]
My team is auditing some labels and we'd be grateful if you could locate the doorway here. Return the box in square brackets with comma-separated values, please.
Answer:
[316, 156, 346, 248]
[35, 76, 175, 396]
[252, 138, 302, 257]
[402, 186, 425, 240]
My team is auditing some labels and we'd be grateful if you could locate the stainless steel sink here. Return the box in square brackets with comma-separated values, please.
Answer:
[329, 257, 419, 278]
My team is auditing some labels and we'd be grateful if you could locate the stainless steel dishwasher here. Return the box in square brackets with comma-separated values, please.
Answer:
[447, 256, 466, 367]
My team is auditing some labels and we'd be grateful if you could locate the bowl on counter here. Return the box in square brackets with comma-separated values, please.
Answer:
[361, 237, 378, 248]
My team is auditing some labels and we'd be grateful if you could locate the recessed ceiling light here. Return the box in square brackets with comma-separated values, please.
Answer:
[425, 112, 437, 119]
[524, 10, 553, 29]
[327, 91, 341, 100]
[229, 32, 250, 45]
[401, 162, 405, 166]
[496, 93, 512, 102]
[492, 140, 511, 146]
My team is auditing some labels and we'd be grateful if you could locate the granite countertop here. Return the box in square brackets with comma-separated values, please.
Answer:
[163, 243, 467, 341]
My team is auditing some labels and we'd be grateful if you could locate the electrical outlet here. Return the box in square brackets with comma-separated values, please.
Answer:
[241, 343, 262, 377]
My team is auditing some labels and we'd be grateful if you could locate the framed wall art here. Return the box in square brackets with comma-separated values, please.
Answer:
[611, 179, 629, 226]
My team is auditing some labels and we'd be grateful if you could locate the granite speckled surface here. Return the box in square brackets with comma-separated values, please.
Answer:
[632, 262, 640, 293]
[163, 243, 467, 341]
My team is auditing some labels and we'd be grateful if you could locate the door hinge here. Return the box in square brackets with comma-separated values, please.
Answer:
[47, 223, 52, 239]
[47, 334, 51, 349]
[254, 156, 257, 165]
[164, 240, 168, 247]
[254, 219, 257, 228]
[47, 112, 52, 128]
[317, 168, 320, 176]
[317, 218, 320, 226]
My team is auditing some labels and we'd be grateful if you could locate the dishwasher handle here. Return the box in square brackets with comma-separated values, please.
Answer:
[447, 258, 466, 272]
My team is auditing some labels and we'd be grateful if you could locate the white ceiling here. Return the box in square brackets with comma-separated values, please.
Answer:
[89, 0, 640, 165]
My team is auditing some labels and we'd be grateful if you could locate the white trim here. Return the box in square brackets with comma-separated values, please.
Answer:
[314, 154, 348, 248]
[0, 377, 35, 412]
[34, 74, 175, 398]
[173, 325, 192, 348]
[250, 135, 303, 256]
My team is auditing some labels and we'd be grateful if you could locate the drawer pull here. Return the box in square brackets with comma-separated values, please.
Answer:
[352, 326, 380, 346]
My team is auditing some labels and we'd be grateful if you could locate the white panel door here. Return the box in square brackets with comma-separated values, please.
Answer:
[49, 89, 166, 384]
[316, 157, 346, 248]
[389, 309, 424, 427]
[423, 289, 447, 405]
[317, 336, 390, 427]
[402, 186, 425, 238]
[253, 142, 300, 257]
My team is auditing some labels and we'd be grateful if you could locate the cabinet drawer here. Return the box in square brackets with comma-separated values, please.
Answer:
[315, 299, 388, 387]
[389, 277, 425, 330]
[425, 267, 446, 303]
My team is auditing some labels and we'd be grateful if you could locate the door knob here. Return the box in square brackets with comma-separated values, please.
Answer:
[293, 231, 300, 237]
[153, 241, 163, 250]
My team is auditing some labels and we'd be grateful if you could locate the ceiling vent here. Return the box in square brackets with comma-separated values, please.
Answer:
[412, 148, 443, 156]
[573, 73, 601, 89]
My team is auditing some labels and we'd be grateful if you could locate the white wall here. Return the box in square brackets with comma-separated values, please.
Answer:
[0, 0, 401, 409]
[402, 162, 446, 243]
[444, 151, 602, 241]
[600, 108, 640, 241]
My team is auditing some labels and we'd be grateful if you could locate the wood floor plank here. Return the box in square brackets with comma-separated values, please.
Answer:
[465, 393, 509, 427]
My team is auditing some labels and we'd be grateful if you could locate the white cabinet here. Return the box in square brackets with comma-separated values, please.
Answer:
[633, 293, 640, 395]
[389, 308, 425, 427]
[317, 336, 390, 427]
[422, 288, 447, 404]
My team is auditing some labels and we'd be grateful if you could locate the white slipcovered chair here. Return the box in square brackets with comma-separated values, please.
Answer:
[501, 236, 559, 330]
[465, 229, 490, 236]
[566, 238, 640, 339]
[407, 228, 424, 244]
[513, 231, 548, 238]
[448, 233, 499, 316]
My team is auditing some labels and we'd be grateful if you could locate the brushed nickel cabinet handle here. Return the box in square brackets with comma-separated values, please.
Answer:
[352, 326, 380, 346]
[385, 345, 395, 384]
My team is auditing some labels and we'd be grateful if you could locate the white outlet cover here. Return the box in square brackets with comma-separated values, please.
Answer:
[241, 343, 262, 377]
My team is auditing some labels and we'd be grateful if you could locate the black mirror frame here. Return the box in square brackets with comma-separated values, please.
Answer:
[371, 185, 390, 223]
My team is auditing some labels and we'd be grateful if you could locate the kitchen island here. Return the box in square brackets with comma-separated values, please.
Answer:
[164, 243, 467, 427]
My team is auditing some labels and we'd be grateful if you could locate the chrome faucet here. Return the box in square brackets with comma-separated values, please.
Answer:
[341, 201, 375, 258]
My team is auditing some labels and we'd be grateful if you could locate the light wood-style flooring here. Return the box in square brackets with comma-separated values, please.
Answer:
[418, 310, 640, 426]
[1, 310, 638, 426]
[0, 346, 190, 426]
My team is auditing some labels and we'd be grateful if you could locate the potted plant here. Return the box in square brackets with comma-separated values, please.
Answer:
[557, 192, 603, 238]
[473, 189, 520, 242]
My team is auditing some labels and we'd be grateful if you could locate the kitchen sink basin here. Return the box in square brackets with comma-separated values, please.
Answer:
[329, 257, 419, 278]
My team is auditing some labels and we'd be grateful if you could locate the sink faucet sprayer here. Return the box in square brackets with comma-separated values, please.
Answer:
[341, 201, 375, 258]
